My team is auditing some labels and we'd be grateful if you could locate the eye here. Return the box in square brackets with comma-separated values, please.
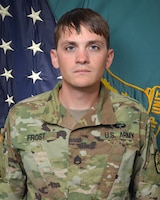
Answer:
[89, 45, 99, 51]
[65, 45, 75, 51]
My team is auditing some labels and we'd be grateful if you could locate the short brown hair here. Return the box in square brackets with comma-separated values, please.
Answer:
[54, 8, 110, 49]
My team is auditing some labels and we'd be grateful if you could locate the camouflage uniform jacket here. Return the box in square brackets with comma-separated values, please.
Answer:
[0, 82, 159, 200]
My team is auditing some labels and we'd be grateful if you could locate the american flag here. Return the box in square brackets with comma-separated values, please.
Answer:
[0, 0, 61, 128]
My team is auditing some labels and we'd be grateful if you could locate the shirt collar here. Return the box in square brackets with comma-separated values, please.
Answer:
[42, 82, 117, 128]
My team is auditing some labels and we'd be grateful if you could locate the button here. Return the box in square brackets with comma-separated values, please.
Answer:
[74, 155, 81, 164]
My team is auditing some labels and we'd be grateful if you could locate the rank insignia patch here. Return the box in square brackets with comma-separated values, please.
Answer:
[155, 150, 160, 174]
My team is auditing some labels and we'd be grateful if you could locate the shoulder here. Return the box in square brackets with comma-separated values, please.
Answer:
[109, 90, 147, 113]
[8, 90, 52, 118]
[13, 81, 62, 111]
[20, 90, 51, 104]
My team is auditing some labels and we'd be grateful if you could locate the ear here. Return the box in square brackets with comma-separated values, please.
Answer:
[105, 49, 114, 69]
[50, 49, 59, 69]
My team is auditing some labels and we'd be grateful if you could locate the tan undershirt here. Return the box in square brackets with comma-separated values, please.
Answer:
[67, 108, 89, 122]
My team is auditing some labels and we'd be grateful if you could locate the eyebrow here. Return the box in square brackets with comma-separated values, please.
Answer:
[61, 40, 105, 46]
[87, 40, 104, 46]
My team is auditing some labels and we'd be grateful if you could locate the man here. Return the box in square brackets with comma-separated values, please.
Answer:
[0, 8, 159, 199]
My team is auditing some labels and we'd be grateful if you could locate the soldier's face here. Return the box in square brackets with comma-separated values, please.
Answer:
[50, 25, 114, 89]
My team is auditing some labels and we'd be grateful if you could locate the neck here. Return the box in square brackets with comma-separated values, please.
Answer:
[59, 83, 100, 110]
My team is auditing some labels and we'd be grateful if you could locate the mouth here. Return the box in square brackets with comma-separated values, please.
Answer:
[74, 68, 91, 73]
[75, 69, 90, 73]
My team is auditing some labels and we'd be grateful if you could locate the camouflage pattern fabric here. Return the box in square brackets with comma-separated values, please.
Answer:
[0, 82, 159, 199]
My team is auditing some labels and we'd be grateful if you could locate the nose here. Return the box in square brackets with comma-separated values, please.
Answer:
[75, 48, 89, 64]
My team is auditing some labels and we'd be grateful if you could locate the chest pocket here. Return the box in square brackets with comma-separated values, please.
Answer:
[17, 129, 70, 199]
[90, 124, 140, 198]
[17, 128, 70, 170]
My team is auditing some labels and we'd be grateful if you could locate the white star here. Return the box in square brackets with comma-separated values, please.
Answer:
[27, 70, 42, 84]
[5, 94, 15, 106]
[1, 68, 14, 81]
[27, 7, 43, 24]
[0, 39, 13, 54]
[27, 40, 43, 55]
[57, 76, 62, 80]
[0, 4, 12, 21]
